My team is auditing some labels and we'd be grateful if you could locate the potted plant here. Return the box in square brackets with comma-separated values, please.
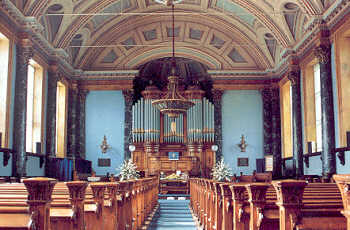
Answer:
[211, 158, 233, 182]
[118, 159, 140, 181]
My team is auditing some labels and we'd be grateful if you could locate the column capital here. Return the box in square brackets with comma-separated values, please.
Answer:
[78, 89, 89, 102]
[261, 88, 271, 99]
[69, 80, 79, 92]
[314, 45, 331, 64]
[287, 70, 300, 86]
[48, 62, 59, 73]
[212, 89, 224, 101]
[123, 89, 134, 103]
[17, 36, 33, 64]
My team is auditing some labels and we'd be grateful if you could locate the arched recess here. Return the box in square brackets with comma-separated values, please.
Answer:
[43, 3, 64, 43]
[256, 26, 278, 65]
[133, 57, 213, 102]
[275, 1, 301, 43]
[43, 0, 74, 45]
[70, 28, 91, 66]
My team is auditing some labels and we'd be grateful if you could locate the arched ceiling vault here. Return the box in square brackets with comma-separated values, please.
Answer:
[79, 13, 271, 70]
[12, 0, 339, 73]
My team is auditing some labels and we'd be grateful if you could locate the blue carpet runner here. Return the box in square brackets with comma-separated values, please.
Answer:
[147, 199, 197, 230]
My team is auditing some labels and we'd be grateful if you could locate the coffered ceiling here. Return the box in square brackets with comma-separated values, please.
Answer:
[9, 0, 340, 75]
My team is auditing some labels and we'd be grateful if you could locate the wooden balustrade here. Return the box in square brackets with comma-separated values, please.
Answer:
[0, 177, 159, 230]
[190, 178, 346, 230]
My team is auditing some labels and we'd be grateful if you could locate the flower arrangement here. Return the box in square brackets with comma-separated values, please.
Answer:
[211, 158, 233, 182]
[118, 159, 140, 181]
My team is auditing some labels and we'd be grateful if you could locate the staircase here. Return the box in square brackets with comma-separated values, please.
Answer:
[147, 199, 197, 230]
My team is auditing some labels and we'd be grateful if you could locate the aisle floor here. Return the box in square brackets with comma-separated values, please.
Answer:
[147, 199, 198, 230]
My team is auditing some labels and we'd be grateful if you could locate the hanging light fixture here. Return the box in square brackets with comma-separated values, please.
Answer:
[152, 0, 194, 132]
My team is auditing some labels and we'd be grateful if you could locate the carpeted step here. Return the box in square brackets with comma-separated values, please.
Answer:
[147, 199, 197, 230]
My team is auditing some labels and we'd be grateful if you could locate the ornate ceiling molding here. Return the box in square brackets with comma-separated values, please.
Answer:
[74, 70, 138, 80]
[0, 0, 349, 83]
[0, 0, 75, 77]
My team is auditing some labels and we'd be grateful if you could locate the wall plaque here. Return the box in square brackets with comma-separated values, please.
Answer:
[237, 158, 249, 167]
[98, 158, 111, 167]
[265, 155, 273, 172]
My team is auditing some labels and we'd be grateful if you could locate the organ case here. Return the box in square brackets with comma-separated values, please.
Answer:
[131, 85, 216, 177]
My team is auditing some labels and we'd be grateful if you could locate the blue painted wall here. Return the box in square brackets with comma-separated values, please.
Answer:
[222, 90, 264, 175]
[26, 156, 45, 176]
[85, 91, 125, 176]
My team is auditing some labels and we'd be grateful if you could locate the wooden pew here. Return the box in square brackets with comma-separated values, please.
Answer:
[0, 177, 159, 230]
[245, 181, 345, 230]
[333, 174, 350, 230]
[190, 178, 346, 230]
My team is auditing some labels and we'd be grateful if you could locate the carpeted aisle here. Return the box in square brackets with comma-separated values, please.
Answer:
[147, 199, 197, 230]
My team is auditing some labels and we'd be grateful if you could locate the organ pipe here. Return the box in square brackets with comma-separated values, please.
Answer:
[132, 95, 214, 144]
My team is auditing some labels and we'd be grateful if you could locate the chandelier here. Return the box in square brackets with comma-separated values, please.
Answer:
[152, 0, 194, 120]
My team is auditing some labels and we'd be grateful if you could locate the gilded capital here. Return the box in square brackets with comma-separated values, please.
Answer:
[287, 70, 300, 86]
[78, 89, 89, 102]
[123, 89, 134, 102]
[314, 45, 330, 64]
[17, 39, 33, 64]
[212, 89, 224, 101]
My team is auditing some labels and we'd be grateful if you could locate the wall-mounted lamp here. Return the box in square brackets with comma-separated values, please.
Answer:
[100, 135, 110, 153]
[237, 135, 248, 152]
[129, 145, 136, 152]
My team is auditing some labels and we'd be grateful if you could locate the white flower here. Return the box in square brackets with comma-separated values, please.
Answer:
[118, 159, 140, 181]
[211, 158, 233, 182]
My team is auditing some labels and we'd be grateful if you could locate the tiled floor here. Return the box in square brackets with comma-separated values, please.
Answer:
[147, 200, 197, 230]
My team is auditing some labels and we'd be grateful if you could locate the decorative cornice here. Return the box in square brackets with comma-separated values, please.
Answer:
[74, 70, 138, 80]
[208, 69, 284, 80]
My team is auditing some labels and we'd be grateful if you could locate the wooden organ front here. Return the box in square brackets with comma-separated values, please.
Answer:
[131, 85, 216, 177]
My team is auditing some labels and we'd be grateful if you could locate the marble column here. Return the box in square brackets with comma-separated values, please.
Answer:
[45, 63, 59, 157]
[314, 25, 336, 180]
[271, 88, 282, 178]
[123, 90, 134, 160]
[212, 89, 223, 163]
[288, 64, 304, 178]
[261, 88, 272, 155]
[261, 88, 282, 178]
[77, 89, 88, 159]
[67, 82, 79, 159]
[12, 37, 33, 178]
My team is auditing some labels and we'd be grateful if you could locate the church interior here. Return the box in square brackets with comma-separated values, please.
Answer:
[0, 0, 350, 229]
